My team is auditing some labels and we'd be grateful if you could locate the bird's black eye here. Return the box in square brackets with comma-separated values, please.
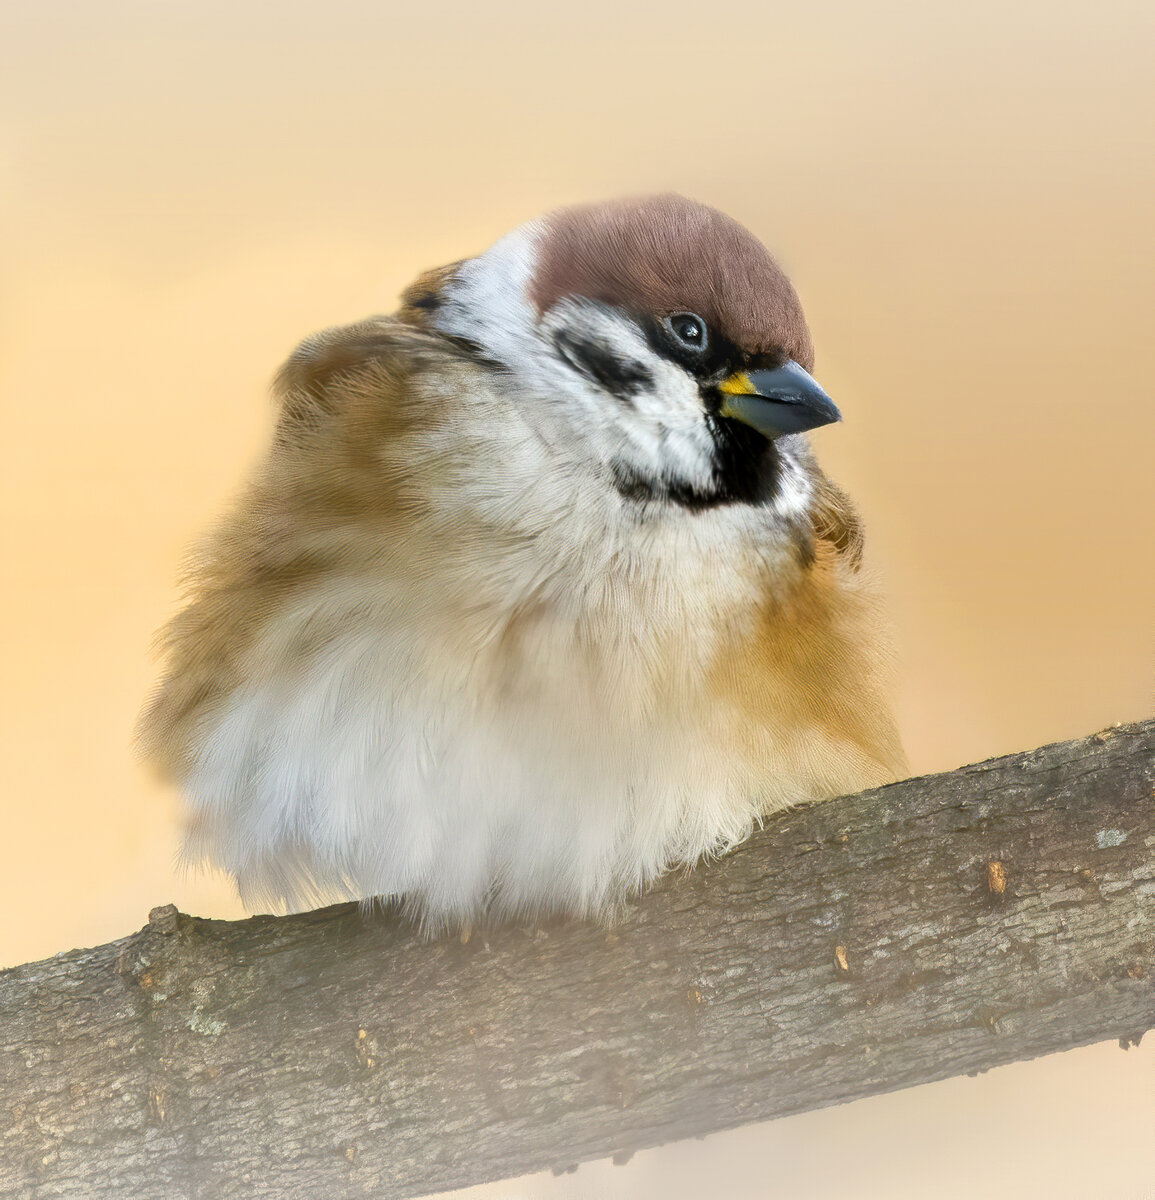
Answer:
[664, 312, 708, 353]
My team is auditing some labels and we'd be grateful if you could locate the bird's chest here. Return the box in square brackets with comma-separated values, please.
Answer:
[443, 518, 777, 725]
[257, 520, 769, 769]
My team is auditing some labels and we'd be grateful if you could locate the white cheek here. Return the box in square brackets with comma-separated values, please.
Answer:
[537, 302, 718, 488]
[631, 357, 715, 481]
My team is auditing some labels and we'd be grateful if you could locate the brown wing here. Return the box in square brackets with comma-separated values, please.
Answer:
[137, 312, 461, 780]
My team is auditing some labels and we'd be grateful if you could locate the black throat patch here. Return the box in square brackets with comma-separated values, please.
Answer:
[611, 419, 781, 511]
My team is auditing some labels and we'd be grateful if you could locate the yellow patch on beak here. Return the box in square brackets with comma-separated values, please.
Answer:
[718, 372, 755, 396]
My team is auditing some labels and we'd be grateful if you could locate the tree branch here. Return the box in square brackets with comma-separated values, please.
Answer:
[3, 721, 1153, 1199]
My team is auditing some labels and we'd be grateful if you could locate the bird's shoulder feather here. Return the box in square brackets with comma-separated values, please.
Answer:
[137, 312, 467, 779]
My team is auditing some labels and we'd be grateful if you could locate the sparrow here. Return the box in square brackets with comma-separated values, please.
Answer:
[138, 194, 906, 930]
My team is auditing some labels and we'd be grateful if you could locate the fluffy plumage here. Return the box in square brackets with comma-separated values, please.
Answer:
[139, 194, 906, 929]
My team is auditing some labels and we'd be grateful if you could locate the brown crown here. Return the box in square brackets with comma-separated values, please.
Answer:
[529, 194, 814, 370]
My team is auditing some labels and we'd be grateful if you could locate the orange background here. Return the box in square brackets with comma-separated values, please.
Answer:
[1, 2, 1152, 1196]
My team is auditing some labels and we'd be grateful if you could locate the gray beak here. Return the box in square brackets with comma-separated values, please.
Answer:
[718, 360, 841, 439]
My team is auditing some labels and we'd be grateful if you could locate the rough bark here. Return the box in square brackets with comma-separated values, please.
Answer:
[2, 721, 1153, 1200]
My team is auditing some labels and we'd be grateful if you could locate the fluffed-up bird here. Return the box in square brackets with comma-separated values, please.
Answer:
[139, 194, 906, 929]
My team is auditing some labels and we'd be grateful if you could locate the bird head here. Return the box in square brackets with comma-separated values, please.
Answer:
[408, 193, 840, 510]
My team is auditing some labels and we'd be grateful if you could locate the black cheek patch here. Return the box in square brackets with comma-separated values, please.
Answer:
[553, 330, 653, 401]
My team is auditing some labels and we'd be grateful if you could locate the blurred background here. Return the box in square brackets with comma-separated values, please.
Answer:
[2, 0, 1152, 1195]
